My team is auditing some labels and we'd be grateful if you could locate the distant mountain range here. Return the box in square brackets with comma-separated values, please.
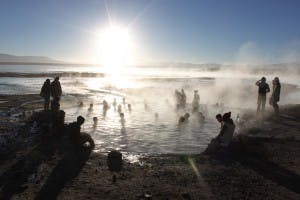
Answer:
[0, 53, 62, 64]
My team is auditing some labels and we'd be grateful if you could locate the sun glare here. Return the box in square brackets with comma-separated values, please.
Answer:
[98, 25, 133, 74]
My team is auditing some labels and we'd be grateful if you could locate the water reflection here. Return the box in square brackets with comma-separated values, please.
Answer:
[64, 96, 220, 154]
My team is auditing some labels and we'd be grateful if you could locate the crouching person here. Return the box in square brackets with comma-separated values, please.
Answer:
[216, 112, 235, 147]
[205, 112, 235, 153]
[67, 116, 95, 150]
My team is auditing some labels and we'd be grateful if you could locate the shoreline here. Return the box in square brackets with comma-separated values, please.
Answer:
[0, 94, 299, 199]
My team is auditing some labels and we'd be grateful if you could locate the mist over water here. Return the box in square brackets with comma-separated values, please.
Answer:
[1, 64, 299, 154]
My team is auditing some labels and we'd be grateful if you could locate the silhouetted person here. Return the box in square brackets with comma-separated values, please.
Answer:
[68, 116, 95, 149]
[120, 113, 125, 126]
[88, 103, 93, 111]
[78, 101, 83, 107]
[197, 111, 205, 123]
[181, 89, 186, 108]
[155, 112, 159, 121]
[206, 112, 235, 153]
[269, 77, 281, 115]
[216, 114, 222, 124]
[103, 100, 109, 111]
[93, 117, 98, 124]
[50, 76, 62, 111]
[255, 77, 270, 114]
[216, 112, 235, 147]
[179, 113, 190, 124]
[128, 104, 132, 112]
[175, 89, 181, 108]
[122, 97, 126, 105]
[113, 98, 117, 110]
[192, 90, 200, 112]
[40, 79, 51, 111]
[117, 104, 122, 113]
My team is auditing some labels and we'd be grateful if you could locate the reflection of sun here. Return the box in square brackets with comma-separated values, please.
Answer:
[98, 25, 133, 74]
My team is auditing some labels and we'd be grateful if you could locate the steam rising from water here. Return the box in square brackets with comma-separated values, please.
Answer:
[0, 64, 299, 153]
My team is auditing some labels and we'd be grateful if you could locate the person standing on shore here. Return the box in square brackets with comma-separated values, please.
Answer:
[255, 77, 270, 115]
[40, 79, 51, 111]
[50, 76, 62, 111]
[269, 77, 281, 115]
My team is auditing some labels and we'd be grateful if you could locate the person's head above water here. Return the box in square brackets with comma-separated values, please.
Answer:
[216, 114, 222, 122]
[55, 76, 59, 81]
[77, 116, 85, 125]
[46, 79, 50, 84]
[261, 77, 266, 82]
[184, 113, 190, 119]
[93, 117, 98, 123]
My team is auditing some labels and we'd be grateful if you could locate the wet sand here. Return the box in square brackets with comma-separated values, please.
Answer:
[0, 94, 299, 199]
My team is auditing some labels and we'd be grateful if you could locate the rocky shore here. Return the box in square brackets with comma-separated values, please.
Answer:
[0, 94, 299, 199]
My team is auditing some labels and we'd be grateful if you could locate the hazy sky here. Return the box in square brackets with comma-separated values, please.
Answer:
[0, 0, 300, 64]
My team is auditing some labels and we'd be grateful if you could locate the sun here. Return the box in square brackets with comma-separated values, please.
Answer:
[98, 25, 133, 74]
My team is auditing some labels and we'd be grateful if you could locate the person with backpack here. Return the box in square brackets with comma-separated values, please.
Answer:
[40, 79, 51, 111]
[269, 77, 281, 115]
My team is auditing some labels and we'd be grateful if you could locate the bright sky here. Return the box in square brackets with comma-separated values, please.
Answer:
[0, 0, 300, 65]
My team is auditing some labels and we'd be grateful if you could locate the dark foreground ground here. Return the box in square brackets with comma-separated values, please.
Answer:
[0, 94, 299, 199]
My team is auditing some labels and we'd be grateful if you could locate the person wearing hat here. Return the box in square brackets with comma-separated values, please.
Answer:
[269, 77, 281, 114]
[255, 77, 270, 114]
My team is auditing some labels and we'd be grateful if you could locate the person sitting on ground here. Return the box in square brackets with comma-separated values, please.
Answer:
[67, 116, 95, 149]
[216, 113, 223, 125]
[40, 79, 51, 111]
[205, 112, 235, 153]
[215, 112, 235, 147]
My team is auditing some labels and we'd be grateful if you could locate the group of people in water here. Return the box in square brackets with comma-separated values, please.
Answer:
[175, 89, 201, 112]
[39, 75, 281, 151]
